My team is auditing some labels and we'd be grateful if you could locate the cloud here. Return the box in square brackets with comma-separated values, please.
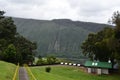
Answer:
[0, 0, 120, 23]
[6, 0, 46, 5]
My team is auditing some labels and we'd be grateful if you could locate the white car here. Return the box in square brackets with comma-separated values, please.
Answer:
[69, 63, 72, 65]
[60, 62, 64, 65]
[65, 63, 68, 65]
[77, 64, 81, 66]
[73, 63, 76, 66]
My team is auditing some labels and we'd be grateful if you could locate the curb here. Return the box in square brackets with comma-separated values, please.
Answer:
[12, 63, 19, 80]
[24, 64, 37, 80]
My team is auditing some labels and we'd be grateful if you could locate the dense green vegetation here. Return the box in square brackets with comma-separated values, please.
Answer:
[30, 66, 120, 80]
[12, 17, 109, 60]
[36, 56, 60, 65]
[81, 11, 120, 69]
[0, 10, 37, 64]
[0, 61, 16, 80]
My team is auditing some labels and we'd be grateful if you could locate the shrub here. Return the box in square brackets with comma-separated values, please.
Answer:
[36, 59, 43, 66]
[47, 56, 56, 64]
[45, 66, 51, 73]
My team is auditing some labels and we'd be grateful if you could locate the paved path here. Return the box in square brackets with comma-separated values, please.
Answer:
[19, 67, 29, 80]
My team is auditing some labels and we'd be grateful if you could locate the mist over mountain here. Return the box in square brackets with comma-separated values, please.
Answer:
[12, 17, 109, 60]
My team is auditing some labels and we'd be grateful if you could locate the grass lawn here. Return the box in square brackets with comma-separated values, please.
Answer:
[30, 65, 120, 80]
[0, 61, 16, 80]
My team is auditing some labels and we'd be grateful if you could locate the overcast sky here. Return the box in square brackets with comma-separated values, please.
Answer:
[0, 0, 120, 23]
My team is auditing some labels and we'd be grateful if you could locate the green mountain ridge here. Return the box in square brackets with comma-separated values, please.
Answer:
[12, 17, 109, 60]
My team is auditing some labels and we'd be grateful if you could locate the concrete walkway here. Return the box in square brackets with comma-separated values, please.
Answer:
[19, 67, 29, 80]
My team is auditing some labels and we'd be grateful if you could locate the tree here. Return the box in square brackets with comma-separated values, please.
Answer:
[110, 11, 120, 62]
[38, 55, 42, 59]
[81, 27, 114, 61]
[81, 33, 97, 60]
[36, 58, 43, 66]
[3, 44, 17, 63]
[47, 56, 56, 64]
[0, 10, 37, 64]
[81, 11, 120, 69]
[0, 10, 17, 61]
[0, 10, 5, 19]
[14, 34, 37, 64]
[0, 11, 16, 52]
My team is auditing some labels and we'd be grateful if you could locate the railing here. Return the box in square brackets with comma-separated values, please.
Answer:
[12, 63, 19, 80]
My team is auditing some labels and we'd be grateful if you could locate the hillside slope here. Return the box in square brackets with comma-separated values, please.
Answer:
[0, 61, 16, 80]
[13, 17, 108, 59]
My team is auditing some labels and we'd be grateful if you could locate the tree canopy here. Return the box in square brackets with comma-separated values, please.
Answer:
[81, 11, 120, 67]
[0, 10, 37, 64]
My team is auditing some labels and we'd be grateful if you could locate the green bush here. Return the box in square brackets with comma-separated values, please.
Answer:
[36, 56, 60, 65]
[47, 56, 56, 64]
[45, 67, 51, 73]
[36, 59, 43, 65]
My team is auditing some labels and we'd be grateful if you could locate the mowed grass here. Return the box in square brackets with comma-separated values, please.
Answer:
[30, 65, 120, 80]
[0, 61, 16, 80]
